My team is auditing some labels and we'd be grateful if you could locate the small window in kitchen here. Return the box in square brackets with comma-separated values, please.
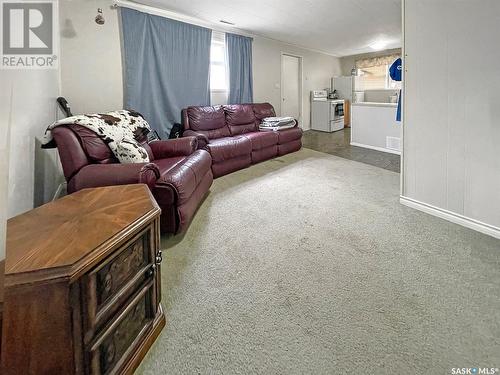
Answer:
[356, 65, 401, 91]
[355, 54, 402, 91]
[210, 31, 228, 104]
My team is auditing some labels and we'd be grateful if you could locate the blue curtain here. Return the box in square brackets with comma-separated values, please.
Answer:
[121, 8, 212, 138]
[226, 33, 253, 104]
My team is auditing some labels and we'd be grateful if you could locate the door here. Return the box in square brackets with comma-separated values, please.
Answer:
[281, 54, 301, 125]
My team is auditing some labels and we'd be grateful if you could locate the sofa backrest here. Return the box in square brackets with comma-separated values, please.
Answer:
[52, 124, 155, 182]
[52, 126, 91, 181]
[183, 105, 231, 139]
[252, 103, 276, 122]
[182, 103, 276, 139]
[223, 104, 257, 135]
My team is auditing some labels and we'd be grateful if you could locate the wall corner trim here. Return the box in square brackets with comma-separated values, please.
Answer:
[400, 196, 500, 240]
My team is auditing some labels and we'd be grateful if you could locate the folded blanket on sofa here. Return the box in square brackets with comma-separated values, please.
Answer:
[260, 116, 297, 131]
[42, 110, 152, 163]
[259, 123, 297, 132]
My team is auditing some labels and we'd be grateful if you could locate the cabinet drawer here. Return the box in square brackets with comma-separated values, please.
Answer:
[83, 227, 154, 337]
[87, 281, 155, 375]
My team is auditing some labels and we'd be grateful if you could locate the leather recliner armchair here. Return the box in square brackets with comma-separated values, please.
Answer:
[51, 125, 213, 234]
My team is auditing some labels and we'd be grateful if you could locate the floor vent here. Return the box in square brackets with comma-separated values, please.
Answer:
[386, 136, 401, 151]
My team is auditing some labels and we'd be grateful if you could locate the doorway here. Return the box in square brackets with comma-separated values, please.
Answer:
[281, 53, 302, 127]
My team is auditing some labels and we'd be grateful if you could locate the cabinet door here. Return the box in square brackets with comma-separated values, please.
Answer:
[82, 226, 154, 340]
[344, 100, 351, 127]
[87, 281, 157, 375]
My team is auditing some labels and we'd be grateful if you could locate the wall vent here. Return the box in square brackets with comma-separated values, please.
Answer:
[386, 136, 401, 151]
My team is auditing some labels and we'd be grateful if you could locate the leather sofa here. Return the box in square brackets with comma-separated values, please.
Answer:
[51, 125, 213, 234]
[182, 103, 303, 177]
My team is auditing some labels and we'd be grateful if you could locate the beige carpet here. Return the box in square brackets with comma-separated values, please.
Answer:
[137, 148, 500, 374]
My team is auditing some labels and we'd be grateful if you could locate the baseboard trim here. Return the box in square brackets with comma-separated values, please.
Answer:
[400, 196, 500, 239]
[350, 142, 401, 155]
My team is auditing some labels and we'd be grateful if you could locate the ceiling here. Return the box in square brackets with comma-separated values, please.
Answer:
[135, 0, 402, 57]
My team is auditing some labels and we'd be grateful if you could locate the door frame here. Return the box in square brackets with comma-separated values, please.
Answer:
[280, 52, 303, 128]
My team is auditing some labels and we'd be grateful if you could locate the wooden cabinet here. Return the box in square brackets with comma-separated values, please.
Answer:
[344, 99, 351, 128]
[1, 185, 165, 374]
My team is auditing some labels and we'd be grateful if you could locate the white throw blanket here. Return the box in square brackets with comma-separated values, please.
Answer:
[43, 110, 152, 163]
[259, 116, 297, 132]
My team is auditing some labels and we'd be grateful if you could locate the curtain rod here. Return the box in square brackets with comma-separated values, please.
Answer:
[112, 0, 254, 38]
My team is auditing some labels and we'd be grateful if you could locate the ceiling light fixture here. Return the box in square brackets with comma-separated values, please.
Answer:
[369, 40, 388, 51]
[219, 20, 235, 26]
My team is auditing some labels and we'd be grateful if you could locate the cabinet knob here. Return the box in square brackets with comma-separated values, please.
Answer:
[155, 250, 163, 264]
[146, 264, 156, 278]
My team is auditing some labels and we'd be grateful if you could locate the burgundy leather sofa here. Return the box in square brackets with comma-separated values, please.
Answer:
[51, 125, 213, 234]
[182, 103, 303, 177]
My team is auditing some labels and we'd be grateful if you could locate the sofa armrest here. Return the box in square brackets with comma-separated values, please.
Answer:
[149, 137, 198, 158]
[68, 163, 160, 193]
[156, 149, 212, 202]
[182, 130, 209, 149]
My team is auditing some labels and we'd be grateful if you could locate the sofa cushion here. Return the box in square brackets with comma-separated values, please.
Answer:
[69, 125, 156, 163]
[243, 131, 279, 150]
[186, 106, 230, 139]
[70, 125, 118, 164]
[252, 103, 276, 122]
[206, 136, 252, 162]
[277, 127, 303, 144]
[224, 104, 257, 135]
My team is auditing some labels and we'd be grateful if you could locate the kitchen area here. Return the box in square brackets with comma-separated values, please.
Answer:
[304, 50, 402, 172]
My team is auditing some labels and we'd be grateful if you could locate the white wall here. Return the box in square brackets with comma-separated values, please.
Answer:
[59, 1, 340, 130]
[0, 70, 61, 262]
[402, 0, 500, 238]
[0, 8, 63, 262]
[60, 0, 123, 114]
[253, 36, 341, 130]
[351, 104, 401, 154]
[364, 89, 399, 104]
[0, 71, 62, 220]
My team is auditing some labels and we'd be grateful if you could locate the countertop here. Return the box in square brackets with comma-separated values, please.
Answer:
[352, 102, 398, 108]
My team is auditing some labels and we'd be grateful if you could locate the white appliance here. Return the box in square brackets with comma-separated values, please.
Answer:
[333, 76, 367, 103]
[333, 76, 354, 101]
[311, 90, 345, 132]
[353, 91, 365, 103]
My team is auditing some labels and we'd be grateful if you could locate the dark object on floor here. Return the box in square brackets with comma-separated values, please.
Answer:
[302, 129, 400, 173]
[169, 123, 183, 139]
[51, 123, 213, 234]
[57, 96, 73, 117]
[182, 103, 303, 177]
[1, 185, 165, 375]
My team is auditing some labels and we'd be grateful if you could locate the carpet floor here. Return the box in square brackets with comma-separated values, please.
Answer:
[136, 148, 500, 374]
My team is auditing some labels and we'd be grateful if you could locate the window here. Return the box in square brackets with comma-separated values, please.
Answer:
[356, 65, 401, 91]
[210, 31, 228, 101]
[355, 54, 401, 91]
